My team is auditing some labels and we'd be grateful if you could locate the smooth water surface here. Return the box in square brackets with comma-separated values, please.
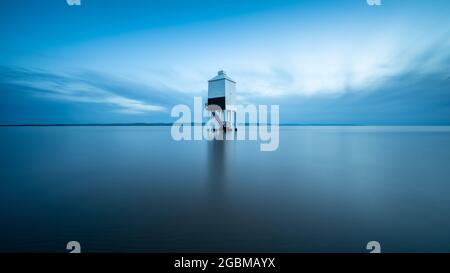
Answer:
[1, 126, 450, 252]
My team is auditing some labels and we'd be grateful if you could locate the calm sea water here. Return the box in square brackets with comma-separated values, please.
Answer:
[1, 126, 450, 253]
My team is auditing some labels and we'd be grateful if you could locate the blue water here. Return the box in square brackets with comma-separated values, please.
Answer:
[1, 126, 450, 253]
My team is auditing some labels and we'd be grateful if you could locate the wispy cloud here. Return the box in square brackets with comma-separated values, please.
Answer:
[0, 67, 167, 115]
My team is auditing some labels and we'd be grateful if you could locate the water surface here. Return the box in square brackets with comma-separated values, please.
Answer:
[1, 126, 450, 252]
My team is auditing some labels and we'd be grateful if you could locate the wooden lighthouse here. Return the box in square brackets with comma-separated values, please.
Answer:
[206, 70, 237, 131]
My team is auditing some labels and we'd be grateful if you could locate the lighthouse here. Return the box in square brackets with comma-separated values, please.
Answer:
[206, 70, 237, 131]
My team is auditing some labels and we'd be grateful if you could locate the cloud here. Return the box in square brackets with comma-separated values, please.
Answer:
[0, 67, 168, 115]
[243, 50, 450, 125]
[43, 15, 449, 101]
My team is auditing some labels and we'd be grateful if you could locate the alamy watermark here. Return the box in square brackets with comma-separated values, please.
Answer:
[366, 241, 381, 253]
[66, 0, 81, 6]
[171, 97, 279, 152]
[367, 0, 382, 6]
[66, 241, 81, 253]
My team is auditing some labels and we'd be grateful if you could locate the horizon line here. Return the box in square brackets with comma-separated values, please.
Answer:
[1, 123, 450, 127]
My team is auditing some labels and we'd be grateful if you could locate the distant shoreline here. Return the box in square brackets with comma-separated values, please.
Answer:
[1, 123, 449, 127]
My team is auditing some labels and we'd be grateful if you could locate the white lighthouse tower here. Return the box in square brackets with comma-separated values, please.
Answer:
[206, 70, 237, 131]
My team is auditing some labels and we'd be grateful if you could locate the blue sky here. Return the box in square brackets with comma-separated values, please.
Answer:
[0, 0, 449, 124]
